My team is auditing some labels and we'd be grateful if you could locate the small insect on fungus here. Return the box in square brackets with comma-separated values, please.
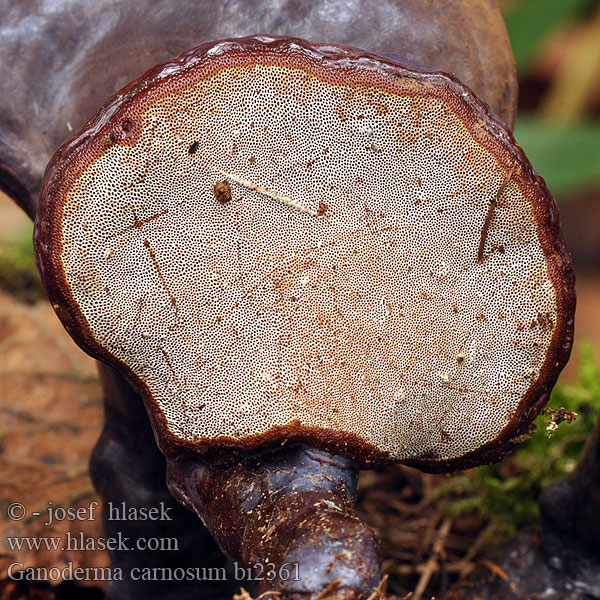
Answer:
[476, 164, 517, 263]
[213, 180, 232, 204]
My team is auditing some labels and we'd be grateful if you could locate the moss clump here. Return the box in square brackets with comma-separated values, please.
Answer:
[440, 342, 599, 534]
[0, 225, 44, 303]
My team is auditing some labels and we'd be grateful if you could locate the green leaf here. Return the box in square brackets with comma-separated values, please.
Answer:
[0, 219, 44, 303]
[578, 341, 600, 396]
[513, 115, 600, 199]
[503, 0, 593, 73]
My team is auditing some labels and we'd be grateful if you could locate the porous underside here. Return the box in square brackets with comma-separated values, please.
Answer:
[55, 52, 558, 464]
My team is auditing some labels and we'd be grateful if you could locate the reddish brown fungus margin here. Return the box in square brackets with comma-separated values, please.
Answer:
[34, 35, 575, 599]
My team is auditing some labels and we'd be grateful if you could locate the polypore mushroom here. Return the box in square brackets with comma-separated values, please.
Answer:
[2, 3, 519, 597]
[34, 35, 574, 597]
[1, 0, 517, 221]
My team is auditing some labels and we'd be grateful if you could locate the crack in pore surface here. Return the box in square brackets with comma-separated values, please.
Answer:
[143, 238, 179, 314]
[108, 206, 170, 239]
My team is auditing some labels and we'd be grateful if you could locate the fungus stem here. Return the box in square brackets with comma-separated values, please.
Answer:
[167, 446, 381, 599]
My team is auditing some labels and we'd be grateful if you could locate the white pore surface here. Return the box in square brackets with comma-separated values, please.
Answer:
[59, 64, 557, 462]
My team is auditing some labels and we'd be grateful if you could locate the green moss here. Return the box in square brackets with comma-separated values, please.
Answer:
[440, 342, 599, 534]
[0, 225, 44, 303]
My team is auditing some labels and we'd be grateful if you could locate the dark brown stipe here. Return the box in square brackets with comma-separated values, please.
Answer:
[476, 164, 517, 264]
[167, 446, 381, 599]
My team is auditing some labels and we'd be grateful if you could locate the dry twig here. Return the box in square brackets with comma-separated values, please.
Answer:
[314, 578, 342, 600]
[366, 574, 389, 600]
[412, 517, 453, 599]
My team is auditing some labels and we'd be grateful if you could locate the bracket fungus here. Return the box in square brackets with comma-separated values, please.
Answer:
[34, 35, 575, 596]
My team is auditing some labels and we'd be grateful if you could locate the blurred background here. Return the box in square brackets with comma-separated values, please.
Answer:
[0, 1, 599, 598]
[501, 0, 600, 381]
